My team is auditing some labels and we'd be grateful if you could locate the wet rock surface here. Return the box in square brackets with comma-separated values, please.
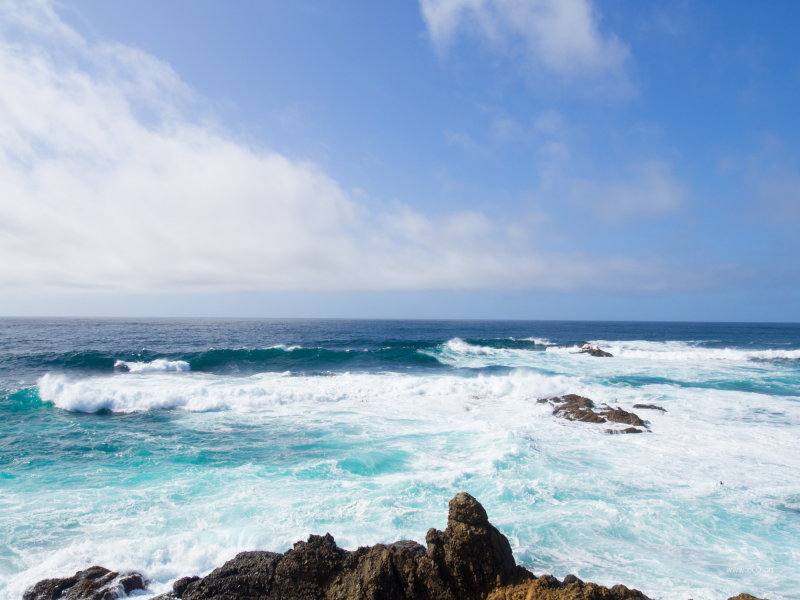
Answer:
[24, 494, 766, 600]
[23, 566, 145, 600]
[556, 343, 614, 357]
[633, 404, 666, 412]
[541, 395, 651, 433]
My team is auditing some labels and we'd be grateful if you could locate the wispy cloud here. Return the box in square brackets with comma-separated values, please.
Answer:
[570, 161, 685, 224]
[0, 1, 698, 295]
[418, 0, 632, 94]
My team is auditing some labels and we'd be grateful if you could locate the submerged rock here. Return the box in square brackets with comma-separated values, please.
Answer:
[557, 343, 614, 357]
[633, 404, 666, 412]
[24, 493, 766, 600]
[605, 427, 644, 435]
[579, 347, 613, 357]
[22, 566, 145, 600]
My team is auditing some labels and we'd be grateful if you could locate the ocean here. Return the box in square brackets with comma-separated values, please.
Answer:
[1, 318, 798, 600]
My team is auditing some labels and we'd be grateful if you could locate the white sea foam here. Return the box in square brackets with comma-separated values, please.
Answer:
[37, 370, 578, 414]
[523, 337, 556, 346]
[114, 359, 191, 373]
[432, 337, 800, 366]
[14, 366, 800, 600]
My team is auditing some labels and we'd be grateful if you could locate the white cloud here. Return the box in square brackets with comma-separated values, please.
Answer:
[0, 1, 688, 295]
[418, 0, 631, 92]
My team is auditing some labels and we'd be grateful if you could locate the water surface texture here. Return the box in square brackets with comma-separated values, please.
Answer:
[1, 319, 799, 600]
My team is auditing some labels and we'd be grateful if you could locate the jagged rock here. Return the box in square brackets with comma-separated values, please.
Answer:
[728, 595, 768, 600]
[632, 404, 666, 412]
[557, 343, 613, 357]
[488, 573, 649, 600]
[579, 347, 613, 358]
[605, 427, 644, 435]
[604, 408, 646, 427]
[25, 494, 764, 600]
[23, 566, 145, 600]
[543, 396, 649, 432]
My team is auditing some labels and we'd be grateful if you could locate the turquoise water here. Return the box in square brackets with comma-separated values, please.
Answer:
[1, 319, 799, 600]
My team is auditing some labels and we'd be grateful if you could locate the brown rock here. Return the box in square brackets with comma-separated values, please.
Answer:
[488, 573, 650, 600]
[632, 404, 666, 412]
[604, 408, 646, 427]
[23, 566, 145, 600]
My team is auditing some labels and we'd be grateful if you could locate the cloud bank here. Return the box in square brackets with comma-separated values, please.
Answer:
[0, 0, 688, 295]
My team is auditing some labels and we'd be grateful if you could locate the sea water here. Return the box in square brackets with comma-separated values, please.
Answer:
[1, 319, 798, 600]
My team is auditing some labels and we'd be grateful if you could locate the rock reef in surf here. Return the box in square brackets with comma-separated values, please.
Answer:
[23, 493, 769, 600]
[557, 343, 614, 357]
[537, 395, 652, 434]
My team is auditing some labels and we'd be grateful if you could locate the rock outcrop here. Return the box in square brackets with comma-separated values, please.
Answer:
[539, 395, 650, 433]
[23, 494, 767, 600]
[23, 566, 145, 600]
[632, 404, 666, 412]
[556, 343, 614, 357]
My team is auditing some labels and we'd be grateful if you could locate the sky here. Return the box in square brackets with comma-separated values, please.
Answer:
[0, 0, 799, 320]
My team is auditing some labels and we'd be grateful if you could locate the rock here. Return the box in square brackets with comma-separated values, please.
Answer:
[23, 566, 145, 600]
[549, 395, 608, 424]
[182, 550, 283, 600]
[389, 540, 427, 558]
[604, 408, 646, 427]
[632, 404, 666, 412]
[26, 493, 763, 600]
[543, 396, 651, 432]
[488, 573, 650, 600]
[727, 595, 768, 600]
[173, 576, 200, 598]
[605, 427, 644, 435]
[579, 347, 613, 357]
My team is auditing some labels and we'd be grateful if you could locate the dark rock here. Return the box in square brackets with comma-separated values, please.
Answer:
[489, 574, 650, 600]
[32, 493, 761, 600]
[23, 566, 145, 600]
[632, 404, 666, 412]
[389, 540, 427, 558]
[549, 395, 608, 423]
[579, 347, 613, 357]
[173, 576, 200, 598]
[727, 595, 768, 600]
[604, 408, 646, 427]
[605, 427, 644, 435]
[181, 550, 282, 600]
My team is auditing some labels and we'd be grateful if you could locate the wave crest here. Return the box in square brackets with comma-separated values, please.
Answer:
[114, 359, 191, 373]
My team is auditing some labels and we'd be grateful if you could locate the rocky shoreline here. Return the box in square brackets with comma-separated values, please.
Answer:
[23, 493, 766, 600]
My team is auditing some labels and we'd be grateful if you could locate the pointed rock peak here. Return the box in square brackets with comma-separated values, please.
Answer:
[448, 492, 489, 526]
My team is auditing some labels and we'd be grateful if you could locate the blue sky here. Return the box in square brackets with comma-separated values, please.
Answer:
[0, 0, 799, 320]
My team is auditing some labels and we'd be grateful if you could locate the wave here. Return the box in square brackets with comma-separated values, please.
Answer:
[36, 370, 579, 414]
[522, 337, 556, 346]
[114, 359, 190, 373]
[551, 340, 800, 362]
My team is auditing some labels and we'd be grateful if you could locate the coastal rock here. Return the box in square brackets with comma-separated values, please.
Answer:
[557, 343, 614, 357]
[22, 566, 145, 600]
[579, 347, 613, 358]
[488, 573, 649, 600]
[727, 595, 768, 600]
[549, 395, 607, 424]
[603, 408, 646, 428]
[632, 404, 666, 412]
[544, 396, 648, 432]
[605, 427, 644, 435]
[181, 551, 281, 600]
[25, 494, 765, 600]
